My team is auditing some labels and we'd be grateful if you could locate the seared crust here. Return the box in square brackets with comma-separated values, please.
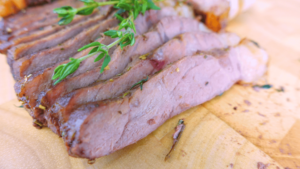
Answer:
[26, 0, 53, 6]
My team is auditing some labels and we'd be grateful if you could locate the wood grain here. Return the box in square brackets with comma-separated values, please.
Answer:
[0, 100, 282, 169]
[0, 0, 300, 168]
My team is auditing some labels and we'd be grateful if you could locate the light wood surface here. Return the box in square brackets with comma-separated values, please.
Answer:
[0, 100, 282, 169]
[0, 0, 299, 168]
[0, 53, 15, 105]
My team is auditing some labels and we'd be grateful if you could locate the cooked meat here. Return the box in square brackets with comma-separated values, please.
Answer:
[39, 16, 199, 132]
[4, 0, 265, 161]
[12, 17, 117, 80]
[0, 0, 56, 17]
[7, 9, 110, 61]
[0, 10, 104, 53]
[41, 16, 198, 107]
[47, 31, 241, 133]
[59, 39, 268, 159]
[14, 8, 177, 126]
[10, 8, 176, 80]
[14, 36, 115, 126]
[0, 0, 81, 38]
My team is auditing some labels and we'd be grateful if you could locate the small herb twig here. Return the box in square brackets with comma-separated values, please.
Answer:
[52, 0, 160, 85]
[165, 119, 185, 161]
[130, 76, 148, 90]
[252, 84, 272, 90]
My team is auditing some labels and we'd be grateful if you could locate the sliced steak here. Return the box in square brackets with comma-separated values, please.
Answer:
[12, 17, 118, 80]
[7, 9, 109, 61]
[60, 39, 268, 159]
[0, 0, 81, 40]
[41, 16, 199, 129]
[49, 31, 241, 131]
[14, 8, 176, 126]
[0, 10, 103, 53]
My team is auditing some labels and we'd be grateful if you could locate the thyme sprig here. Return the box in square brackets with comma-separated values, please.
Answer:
[52, 0, 160, 85]
[54, 0, 160, 25]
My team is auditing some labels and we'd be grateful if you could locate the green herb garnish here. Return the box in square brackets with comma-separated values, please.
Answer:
[253, 84, 272, 89]
[52, 0, 160, 85]
[130, 76, 148, 90]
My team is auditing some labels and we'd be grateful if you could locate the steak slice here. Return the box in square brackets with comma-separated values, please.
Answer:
[48, 31, 241, 132]
[59, 39, 268, 159]
[12, 17, 118, 80]
[0, 7, 106, 53]
[0, 0, 81, 40]
[7, 9, 110, 61]
[14, 8, 177, 126]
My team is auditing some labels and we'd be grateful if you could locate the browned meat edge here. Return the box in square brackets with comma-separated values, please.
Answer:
[12, 17, 118, 80]
[0, 7, 107, 53]
[26, 0, 54, 6]
[0, 0, 82, 40]
[7, 6, 110, 61]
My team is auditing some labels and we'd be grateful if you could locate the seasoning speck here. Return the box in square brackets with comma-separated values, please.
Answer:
[205, 82, 209, 86]
[258, 113, 266, 117]
[123, 91, 130, 98]
[109, 79, 113, 82]
[104, 66, 110, 70]
[88, 159, 95, 164]
[139, 54, 148, 60]
[33, 119, 43, 129]
[244, 100, 251, 106]
[6, 27, 12, 33]
[39, 105, 46, 110]
[257, 162, 270, 169]
[176, 68, 180, 72]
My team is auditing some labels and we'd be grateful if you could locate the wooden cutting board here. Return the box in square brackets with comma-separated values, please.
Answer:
[1, 0, 299, 168]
